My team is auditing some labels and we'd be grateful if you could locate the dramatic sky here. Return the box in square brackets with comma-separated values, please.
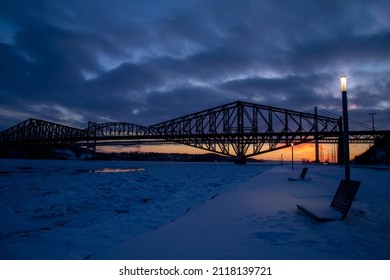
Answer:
[1, 0, 390, 132]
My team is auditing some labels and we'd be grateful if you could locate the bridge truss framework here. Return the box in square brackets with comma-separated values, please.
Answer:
[1, 101, 388, 162]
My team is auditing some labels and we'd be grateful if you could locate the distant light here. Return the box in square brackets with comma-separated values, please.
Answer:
[340, 75, 347, 92]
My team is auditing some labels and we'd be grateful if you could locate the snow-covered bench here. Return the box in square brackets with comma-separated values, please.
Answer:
[297, 179, 361, 222]
[288, 167, 309, 181]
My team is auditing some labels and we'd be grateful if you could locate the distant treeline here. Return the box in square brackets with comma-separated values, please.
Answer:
[354, 135, 390, 165]
[0, 145, 264, 163]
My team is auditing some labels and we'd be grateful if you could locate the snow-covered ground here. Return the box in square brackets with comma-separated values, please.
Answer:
[0, 159, 269, 259]
[1, 159, 389, 260]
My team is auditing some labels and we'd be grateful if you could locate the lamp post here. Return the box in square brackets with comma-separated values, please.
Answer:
[340, 75, 350, 184]
[291, 143, 294, 171]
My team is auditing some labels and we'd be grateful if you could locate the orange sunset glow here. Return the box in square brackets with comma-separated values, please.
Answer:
[98, 143, 370, 163]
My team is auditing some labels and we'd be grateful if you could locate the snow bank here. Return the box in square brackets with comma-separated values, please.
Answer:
[93, 164, 390, 260]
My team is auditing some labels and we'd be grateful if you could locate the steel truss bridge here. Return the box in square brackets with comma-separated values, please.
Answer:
[1, 101, 389, 162]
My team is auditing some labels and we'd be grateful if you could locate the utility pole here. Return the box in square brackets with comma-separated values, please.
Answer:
[369, 113, 376, 131]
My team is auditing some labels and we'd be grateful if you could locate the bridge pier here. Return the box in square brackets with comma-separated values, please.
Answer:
[234, 156, 247, 164]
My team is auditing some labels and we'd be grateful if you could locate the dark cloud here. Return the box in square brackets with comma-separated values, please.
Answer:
[143, 84, 231, 123]
[1, 0, 390, 132]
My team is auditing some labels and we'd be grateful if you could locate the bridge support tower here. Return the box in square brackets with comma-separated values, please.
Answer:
[314, 107, 320, 163]
[86, 121, 97, 159]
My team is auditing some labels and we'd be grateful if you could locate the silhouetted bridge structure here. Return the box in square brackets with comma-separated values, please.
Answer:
[1, 101, 388, 163]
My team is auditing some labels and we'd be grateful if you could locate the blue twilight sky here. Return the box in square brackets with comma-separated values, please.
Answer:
[1, 0, 390, 131]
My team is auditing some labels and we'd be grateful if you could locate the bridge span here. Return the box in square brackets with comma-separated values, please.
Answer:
[1, 101, 388, 163]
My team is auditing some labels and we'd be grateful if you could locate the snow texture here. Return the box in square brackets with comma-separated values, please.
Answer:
[0, 159, 389, 260]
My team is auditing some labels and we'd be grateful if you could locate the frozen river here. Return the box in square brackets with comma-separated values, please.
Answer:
[0, 159, 273, 259]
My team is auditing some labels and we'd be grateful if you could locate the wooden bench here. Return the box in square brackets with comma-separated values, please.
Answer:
[297, 179, 361, 222]
[288, 167, 309, 181]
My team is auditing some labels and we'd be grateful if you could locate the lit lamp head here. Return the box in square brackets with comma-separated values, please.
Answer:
[340, 75, 347, 92]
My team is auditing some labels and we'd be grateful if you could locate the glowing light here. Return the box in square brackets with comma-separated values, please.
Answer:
[340, 75, 347, 92]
